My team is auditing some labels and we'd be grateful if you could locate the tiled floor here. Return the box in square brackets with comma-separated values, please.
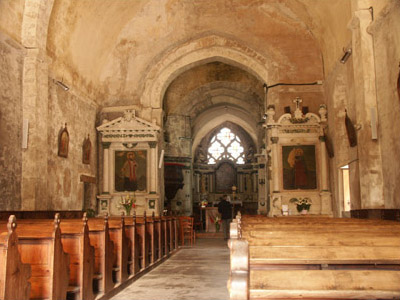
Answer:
[110, 238, 230, 300]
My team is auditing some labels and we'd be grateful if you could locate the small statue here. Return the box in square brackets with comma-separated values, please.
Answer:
[246, 146, 254, 163]
[196, 145, 207, 163]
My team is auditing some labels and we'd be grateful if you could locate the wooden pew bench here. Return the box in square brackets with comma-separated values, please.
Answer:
[0, 215, 70, 300]
[18, 215, 98, 300]
[84, 216, 129, 286]
[229, 215, 400, 300]
[73, 216, 115, 295]
[0, 216, 31, 300]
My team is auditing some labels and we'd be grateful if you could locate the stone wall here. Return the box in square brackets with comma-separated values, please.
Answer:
[0, 33, 24, 210]
[47, 79, 98, 210]
[372, 2, 400, 208]
[325, 59, 361, 216]
[165, 115, 191, 158]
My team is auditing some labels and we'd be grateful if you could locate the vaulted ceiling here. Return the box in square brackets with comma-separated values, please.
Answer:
[41, 0, 352, 106]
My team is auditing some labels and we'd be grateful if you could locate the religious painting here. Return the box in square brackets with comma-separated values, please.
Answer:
[115, 150, 147, 192]
[282, 145, 317, 190]
[58, 123, 69, 158]
[215, 162, 236, 193]
[82, 135, 91, 164]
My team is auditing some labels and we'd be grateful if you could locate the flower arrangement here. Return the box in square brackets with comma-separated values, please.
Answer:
[290, 197, 312, 213]
[210, 215, 222, 232]
[119, 194, 136, 216]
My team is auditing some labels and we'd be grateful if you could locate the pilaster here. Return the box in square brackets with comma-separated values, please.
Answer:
[350, 8, 385, 208]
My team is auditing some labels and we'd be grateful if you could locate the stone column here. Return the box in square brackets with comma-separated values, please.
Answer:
[149, 142, 158, 193]
[350, 7, 385, 208]
[102, 143, 111, 193]
[271, 134, 280, 193]
[319, 136, 329, 191]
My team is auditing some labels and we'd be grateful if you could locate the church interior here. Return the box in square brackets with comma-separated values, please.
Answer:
[1, 0, 400, 299]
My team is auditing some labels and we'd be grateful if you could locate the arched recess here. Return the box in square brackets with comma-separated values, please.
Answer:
[172, 83, 263, 118]
[191, 106, 258, 159]
[140, 34, 275, 111]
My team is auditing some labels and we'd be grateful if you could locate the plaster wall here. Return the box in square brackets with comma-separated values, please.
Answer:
[0, 0, 24, 43]
[371, 2, 400, 208]
[0, 32, 24, 209]
[47, 80, 98, 210]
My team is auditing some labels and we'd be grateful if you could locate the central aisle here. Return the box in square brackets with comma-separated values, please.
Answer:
[111, 238, 230, 300]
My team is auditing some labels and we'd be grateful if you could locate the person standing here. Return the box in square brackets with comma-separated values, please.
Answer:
[218, 194, 233, 240]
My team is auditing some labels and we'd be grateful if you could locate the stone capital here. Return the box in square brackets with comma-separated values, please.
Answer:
[148, 141, 157, 148]
[270, 137, 279, 144]
[102, 142, 111, 149]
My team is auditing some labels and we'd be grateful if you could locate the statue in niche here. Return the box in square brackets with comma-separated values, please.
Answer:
[246, 146, 254, 163]
[196, 145, 207, 163]
[58, 123, 69, 158]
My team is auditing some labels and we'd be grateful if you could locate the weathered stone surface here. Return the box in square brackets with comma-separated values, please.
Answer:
[47, 80, 98, 210]
[0, 33, 24, 210]
[371, 1, 400, 208]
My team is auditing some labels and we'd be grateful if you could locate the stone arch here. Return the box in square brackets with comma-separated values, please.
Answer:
[172, 82, 263, 118]
[21, 0, 54, 49]
[141, 34, 276, 111]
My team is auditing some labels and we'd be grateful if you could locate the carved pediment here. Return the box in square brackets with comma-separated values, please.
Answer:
[278, 113, 321, 126]
[97, 109, 160, 142]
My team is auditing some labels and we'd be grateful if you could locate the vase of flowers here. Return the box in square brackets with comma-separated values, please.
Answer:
[215, 216, 221, 232]
[119, 194, 136, 216]
[289, 197, 312, 214]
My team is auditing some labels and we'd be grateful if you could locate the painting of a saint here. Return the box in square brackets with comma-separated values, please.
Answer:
[58, 123, 69, 158]
[282, 145, 317, 190]
[115, 150, 147, 192]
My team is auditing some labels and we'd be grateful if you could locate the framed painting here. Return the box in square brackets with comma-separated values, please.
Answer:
[282, 145, 317, 190]
[114, 150, 147, 192]
[82, 135, 91, 164]
[58, 123, 69, 158]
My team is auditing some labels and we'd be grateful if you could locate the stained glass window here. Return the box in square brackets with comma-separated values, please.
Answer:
[207, 127, 245, 164]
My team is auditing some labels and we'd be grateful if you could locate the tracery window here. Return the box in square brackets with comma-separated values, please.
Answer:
[207, 127, 245, 165]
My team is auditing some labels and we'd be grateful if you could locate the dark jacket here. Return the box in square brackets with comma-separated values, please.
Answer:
[218, 199, 232, 220]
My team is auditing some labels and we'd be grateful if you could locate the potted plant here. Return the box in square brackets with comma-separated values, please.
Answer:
[289, 197, 312, 214]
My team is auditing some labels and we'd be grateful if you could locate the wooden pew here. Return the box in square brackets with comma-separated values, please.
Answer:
[0, 214, 70, 300]
[0, 212, 179, 300]
[18, 215, 96, 300]
[107, 216, 130, 284]
[82, 216, 115, 295]
[0, 215, 31, 300]
[57, 215, 95, 300]
[121, 215, 139, 276]
[229, 214, 400, 300]
[145, 213, 156, 265]
[135, 213, 148, 270]
[152, 213, 162, 262]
